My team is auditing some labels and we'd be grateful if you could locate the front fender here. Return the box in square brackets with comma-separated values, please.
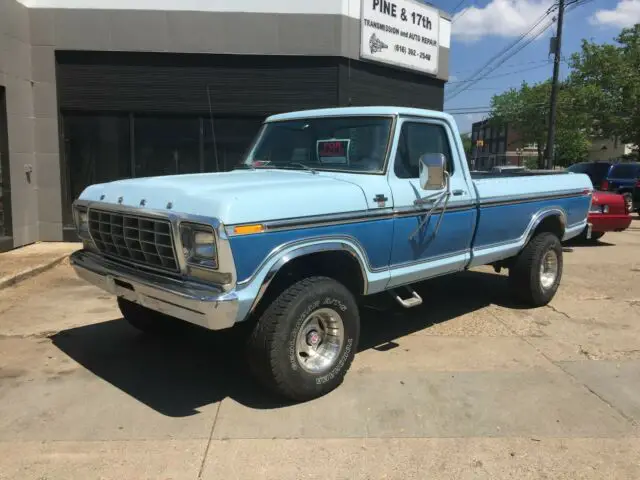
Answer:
[232, 236, 378, 323]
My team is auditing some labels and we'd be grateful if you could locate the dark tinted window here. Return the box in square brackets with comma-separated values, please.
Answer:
[567, 163, 588, 173]
[609, 163, 640, 178]
[568, 162, 611, 186]
[134, 116, 201, 177]
[0, 87, 11, 241]
[394, 122, 453, 179]
[63, 114, 132, 204]
[204, 118, 262, 173]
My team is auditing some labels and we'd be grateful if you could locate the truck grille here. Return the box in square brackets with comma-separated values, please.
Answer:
[88, 208, 179, 272]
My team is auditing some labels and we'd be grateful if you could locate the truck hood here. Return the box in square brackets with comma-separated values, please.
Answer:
[79, 169, 369, 225]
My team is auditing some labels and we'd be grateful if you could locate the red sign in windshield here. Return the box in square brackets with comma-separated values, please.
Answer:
[317, 139, 350, 164]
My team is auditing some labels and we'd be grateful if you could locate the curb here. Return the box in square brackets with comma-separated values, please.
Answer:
[0, 254, 71, 291]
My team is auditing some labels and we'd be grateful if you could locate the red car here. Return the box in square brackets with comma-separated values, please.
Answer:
[582, 191, 632, 242]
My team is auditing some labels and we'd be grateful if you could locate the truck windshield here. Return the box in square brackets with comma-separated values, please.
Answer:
[240, 116, 393, 173]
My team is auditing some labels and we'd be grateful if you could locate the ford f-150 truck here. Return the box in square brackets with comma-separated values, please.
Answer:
[70, 107, 593, 401]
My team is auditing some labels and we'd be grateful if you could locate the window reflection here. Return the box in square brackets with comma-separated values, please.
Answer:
[134, 116, 200, 177]
[63, 114, 131, 204]
[204, 117, 263, 172]
[62, 113, 267, 226]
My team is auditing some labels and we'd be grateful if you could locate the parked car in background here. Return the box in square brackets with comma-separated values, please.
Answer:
[566, 161, 612, 189]
[633, 179, 640, 215]
[582, 190, 632, 242]
[600, 162, 640, 210]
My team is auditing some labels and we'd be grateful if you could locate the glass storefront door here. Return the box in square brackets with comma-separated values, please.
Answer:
[61, 113, 264, 228]
[0, 87, 12, 251]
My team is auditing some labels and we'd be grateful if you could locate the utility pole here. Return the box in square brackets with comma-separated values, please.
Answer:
[544, 0, 565, 170]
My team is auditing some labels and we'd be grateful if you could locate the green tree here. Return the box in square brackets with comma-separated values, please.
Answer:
[489, 81, 591, 167]
[568, 24, 640, 157]
[460, 132, 472, 156]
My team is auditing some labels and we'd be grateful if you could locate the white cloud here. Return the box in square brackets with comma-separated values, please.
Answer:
[590, 0, 640, 28]
[452, 0, 553, 43]
[451, 113, 485, 134]
[465, 113, 484, 123]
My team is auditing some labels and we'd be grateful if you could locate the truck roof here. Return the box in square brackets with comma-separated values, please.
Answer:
[266, 106, 456, 124]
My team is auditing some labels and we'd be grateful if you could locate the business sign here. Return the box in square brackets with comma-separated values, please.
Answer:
[360, 0, 440, 75]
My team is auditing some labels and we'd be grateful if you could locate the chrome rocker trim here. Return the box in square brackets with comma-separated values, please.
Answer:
[70, 250, 238, 331]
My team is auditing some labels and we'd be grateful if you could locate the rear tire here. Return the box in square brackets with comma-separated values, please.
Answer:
[508, 232, 563, 307]
[246, 276, 360, 402]
[118, 297, 179, 334]
[578, 227, 604, 243]
[588, 231, 605, 242]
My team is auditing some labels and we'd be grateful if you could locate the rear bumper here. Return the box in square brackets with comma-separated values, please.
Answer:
[588, 214, 632, 233]
[70, 250, 238, 330]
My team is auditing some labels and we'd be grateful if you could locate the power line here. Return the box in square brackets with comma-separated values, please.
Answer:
[447, 0, 593, 102]
[445, 6, 558, 100]
[450, 58, 552, 76]
[452, 0, 476, 24]
[451, 0, 469, 13]
[446, 63, 552, 85]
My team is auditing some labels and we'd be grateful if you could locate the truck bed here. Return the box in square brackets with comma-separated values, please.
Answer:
[470, 170, 568, 180]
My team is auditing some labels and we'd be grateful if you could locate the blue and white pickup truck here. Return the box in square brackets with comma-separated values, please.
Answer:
[71, 107, 593, 401]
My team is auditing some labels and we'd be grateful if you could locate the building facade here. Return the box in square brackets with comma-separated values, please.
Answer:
[0, 0, 452, 250]
[470, 119, 538, 170]
[587, 137, 637, 162]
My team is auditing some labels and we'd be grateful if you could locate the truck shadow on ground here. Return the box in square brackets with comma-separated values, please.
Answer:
[51, 269, 526, 416]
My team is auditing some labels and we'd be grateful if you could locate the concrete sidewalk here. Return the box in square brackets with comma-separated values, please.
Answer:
[0, 242, 80, 290]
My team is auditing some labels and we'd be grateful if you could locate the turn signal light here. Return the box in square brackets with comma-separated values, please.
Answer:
[233, 224, 265, 235]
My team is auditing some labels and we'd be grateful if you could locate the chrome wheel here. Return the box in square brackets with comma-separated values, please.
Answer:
[539, 249, 558, 290]
[295, 307, 345, 374]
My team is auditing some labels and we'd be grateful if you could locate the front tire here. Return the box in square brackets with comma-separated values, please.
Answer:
[246, 276, 360, 402]
[508, 232, 563, 307]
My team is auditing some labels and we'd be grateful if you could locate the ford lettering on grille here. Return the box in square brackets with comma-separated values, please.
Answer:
[88, 209, 179, 272]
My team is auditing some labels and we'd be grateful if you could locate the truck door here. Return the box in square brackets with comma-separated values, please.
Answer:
[387, 118, 476, 288]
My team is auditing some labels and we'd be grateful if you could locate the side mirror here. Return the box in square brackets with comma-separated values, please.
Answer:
[418, 153, 447, 190]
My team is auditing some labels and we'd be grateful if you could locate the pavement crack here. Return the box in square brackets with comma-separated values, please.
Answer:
[0, 331, 59, 340]
[197, 401, 221, 479]
[552, 361, 639, 428]
[546, 304, 572, 320]
[487, 309, 638, 429]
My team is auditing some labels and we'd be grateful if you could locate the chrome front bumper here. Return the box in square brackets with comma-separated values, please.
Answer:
[70, 250, 239, 330]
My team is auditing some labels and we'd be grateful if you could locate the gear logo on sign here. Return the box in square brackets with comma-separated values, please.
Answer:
[369, 33, 389, 54]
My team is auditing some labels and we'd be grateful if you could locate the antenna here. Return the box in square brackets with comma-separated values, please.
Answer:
[347, 0, 352, 106]
[206, 84, 220, 172]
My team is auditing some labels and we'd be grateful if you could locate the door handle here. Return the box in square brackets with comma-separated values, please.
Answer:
[452, 189, 466, 196]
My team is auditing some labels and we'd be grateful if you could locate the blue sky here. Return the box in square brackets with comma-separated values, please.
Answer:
[427, 0, 640, 133]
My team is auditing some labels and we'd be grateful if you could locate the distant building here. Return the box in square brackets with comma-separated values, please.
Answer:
[587, 137, 636, 162]
[469, 119, 538, 171]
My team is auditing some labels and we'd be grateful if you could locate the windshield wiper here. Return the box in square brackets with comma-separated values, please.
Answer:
[252, 162, 317, 174]
[279, 162, 317, 173]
